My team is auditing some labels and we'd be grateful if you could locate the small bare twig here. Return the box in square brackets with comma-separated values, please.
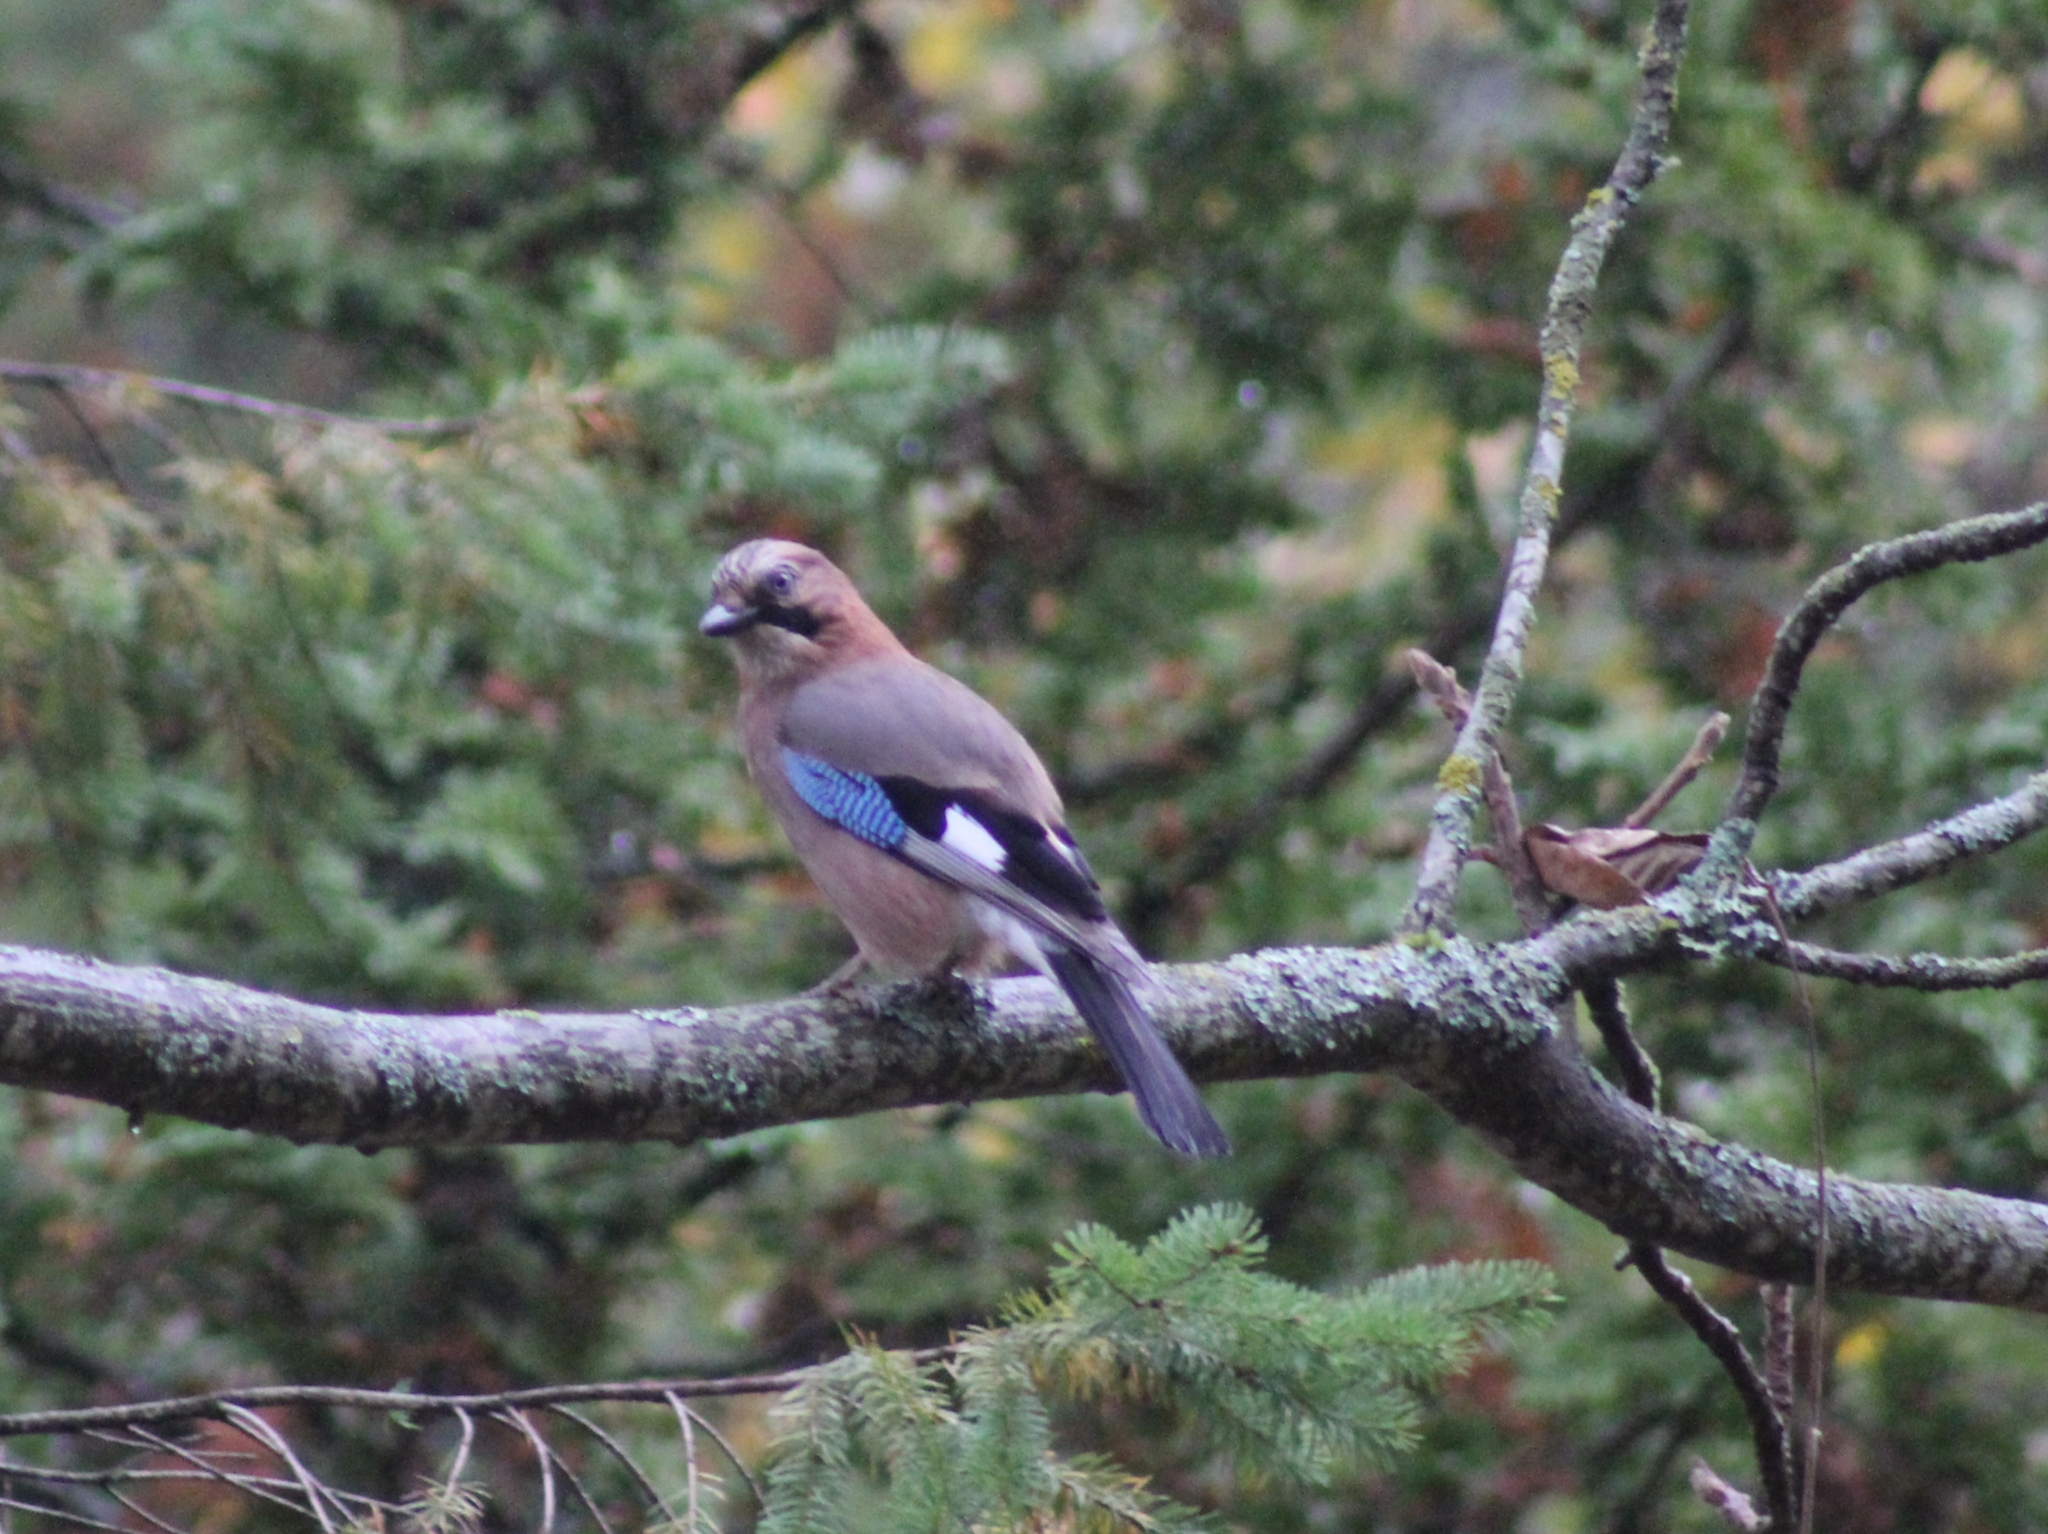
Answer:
[1630, 1249, 1794, 1532]
[0, 1493, 131, 1534]
[0, 1358, 948, 1441]
[220, 1404, 341, 1534]
[0, 361, 476, 438]
[1728, 503, 2048, 834]
[504, 1411, 557, 1534]
[104, 1487, 189, 1534]
[1762, 1285, 1796, 1425]
[1407, 651, 1550, 932]
[672, 1391, 762, 1509]
[1769, 891, 1827, 1534]
[448, 1407, 477, 1492]
[1626, 713, 1730, 829]
[120, 1424, 326, 1525]
[1691, 1459, 1769, 1532]
[549, 1405, 672, 1525]
[678, 1399, 702, 1530]
[1595, 965, 1793, 1532]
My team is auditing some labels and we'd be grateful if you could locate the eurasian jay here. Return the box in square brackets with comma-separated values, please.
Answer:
[701, 538, 1229, 1158]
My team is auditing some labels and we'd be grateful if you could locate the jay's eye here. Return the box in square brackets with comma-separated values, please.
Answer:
[763, 566, 798, 600]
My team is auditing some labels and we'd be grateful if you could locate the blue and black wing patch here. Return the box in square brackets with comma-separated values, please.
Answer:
[779, 746, 1228, 1158]
[781, 751, 911, 851]
[780, 748, 1106, 923]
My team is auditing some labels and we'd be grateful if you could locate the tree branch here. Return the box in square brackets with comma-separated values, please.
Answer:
[1745, 939, 2048, 990]
[0, 361, 477, 437]
[1404, 0, 1692, 936]
[1769, 765, 2048, 922]
[7, 922, 2048, 1312]
[1728, 504, 2048, 834]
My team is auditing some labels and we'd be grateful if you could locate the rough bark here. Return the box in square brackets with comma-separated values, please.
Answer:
[5, 902, 2047, 1313]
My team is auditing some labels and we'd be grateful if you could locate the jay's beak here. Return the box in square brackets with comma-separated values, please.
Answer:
[700, 601, 757, 637]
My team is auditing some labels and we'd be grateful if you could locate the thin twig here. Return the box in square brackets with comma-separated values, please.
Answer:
[538, 1433, 614, 1534]
[104, 1486, 189, 1534]
[548, 1405, 673, 1525]
[221, 1403, 341, 1534]
[671, 1394, 763, 1509]
[0, 1358, 944, 1440]
[1595, 969, 1793, 1531]
[503, 1411, 557, 1534]
[1404, 0, 1694, 936]
[1580, 977, 1659, 1111]
[1769, 766, 2048, 923]
[680, 1400, 702, 1531]
[1728, 503, 2048, 834]
[447, 1407, 477, 1491]
[0, 1493, 134, 1534]
[1761, 1285, 1795, 1424]
[1407, 650, 1551, 932]
[1745, 938, 2048, 990]
[1626, 713, 1730, 829]
[1764, 884, 1827, 1534]
[1629, 1247, 1795, 1532]
[0, 361, 476, 437]
[121, 1425, 314, 1523]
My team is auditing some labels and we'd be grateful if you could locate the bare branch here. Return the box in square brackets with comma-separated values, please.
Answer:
[220, 1404, 340, 1534]
[549, 1406, 673, 1525]
[0, 1356, 948, 1442]
[1632, 1249, 1793, 1533]
[504, 1412, 557, 1534]
[1728, 504, 2048, 833]
[1746, 938, 2048, 990]
[1770, 766, 2048, 923]
[1404, 0, 1693, 936]
[1592, 972, 1792, 1531]
[0, 361, 477, 437]
[673, 1393, 761, 1509]
[1626, 713, 1731, 829]
[1408, 650, 1550, 932]
[1581, 977, 1658, 1111]
[1691, 1459, 1770, 1533]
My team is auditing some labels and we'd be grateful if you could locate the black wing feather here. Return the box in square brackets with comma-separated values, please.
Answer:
[1046, 949, 1230, 1158]
[859, 773, 1226, 1158]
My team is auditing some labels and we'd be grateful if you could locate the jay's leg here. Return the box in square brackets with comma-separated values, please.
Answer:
[807, 951, 873, 995]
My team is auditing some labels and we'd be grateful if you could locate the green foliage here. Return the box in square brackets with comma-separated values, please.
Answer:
[755, 1206, 1551, 1531]
[4, 0, 2048, 1525]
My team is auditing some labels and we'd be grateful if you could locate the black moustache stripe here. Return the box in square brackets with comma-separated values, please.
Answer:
[757, 601, 821, 639]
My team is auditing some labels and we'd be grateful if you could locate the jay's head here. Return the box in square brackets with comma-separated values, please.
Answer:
[701, 539, 896, 679]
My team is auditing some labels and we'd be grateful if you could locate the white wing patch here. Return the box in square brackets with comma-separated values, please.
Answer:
[941, 805, 1009, 872]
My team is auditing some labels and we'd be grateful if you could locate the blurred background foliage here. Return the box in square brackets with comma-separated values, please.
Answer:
[5, 0, 2048, 1526]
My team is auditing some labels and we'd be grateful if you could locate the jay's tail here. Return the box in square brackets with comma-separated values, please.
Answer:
[1045, 948, 1229, 1158]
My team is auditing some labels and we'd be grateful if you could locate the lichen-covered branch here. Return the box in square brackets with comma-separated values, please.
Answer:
[1748, 939, 2048, 990]
[1404, 0, 1693, 936]
[1770, 766, 2048, 922]
[7, 920, 2048, 1314]
[1729, 505, 2048, 833]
